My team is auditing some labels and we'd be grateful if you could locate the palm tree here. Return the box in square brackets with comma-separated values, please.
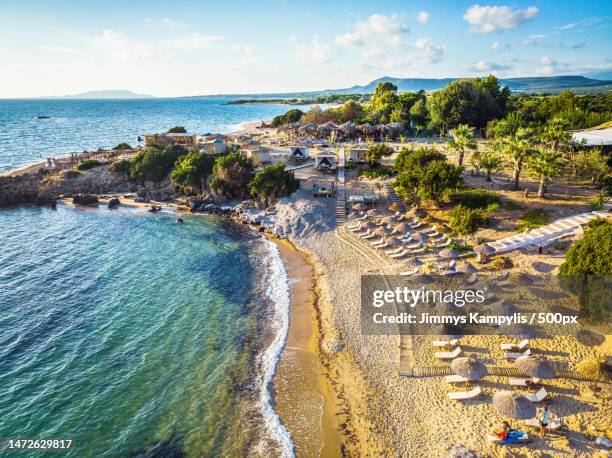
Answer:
[447, 124, 476, 167]
[478, 150, 503, 181]
[528, 149, 566, 198]
[499, 127, 535, 190]
[541, 117, 571, 154]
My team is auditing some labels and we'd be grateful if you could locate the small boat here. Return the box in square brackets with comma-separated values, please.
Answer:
[36, 115, 51, 119]
[176, 217, 184, 223]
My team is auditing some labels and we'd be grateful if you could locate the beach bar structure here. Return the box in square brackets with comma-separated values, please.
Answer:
[142, 132, 197, 147]
[288, 146, 308, 162]
[346, 193, 379, 208]
[314, 152, 336, 171]
[244, 147, 271, 166]
[198, 136, 228, 155]
[572, 127, 612, 153]
[311, 178, 336, 198]
[347, 147, 368, 164]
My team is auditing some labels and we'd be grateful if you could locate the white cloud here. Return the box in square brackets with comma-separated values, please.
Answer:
[288, 34, 297, 42]
[536, 56, 557, 75]
[491, 41, 510, 51]
[522, 34, 546, 45]
[38, 46, 86, 56]
[296, 38, 332, 64]
[413, 38, 445, 64]
[557, 15, 610, 30]
[167, 33, 223, 50]
[335, 13, 408, 48]
[417, 11, 429, 24]
[463, 5, 539, 33]
[464, 60, 513, 72]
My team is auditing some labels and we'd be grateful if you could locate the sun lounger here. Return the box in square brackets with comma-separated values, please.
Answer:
[445, 374, 468, 384]
[448, 386, 481, 400]
[433, 339, 459, 347]
[526, 387, 548, 402]
[435, 347, 462, 360]
[504, 349, 531, 360]
[370, 237, 385, 246]
[422, 226, 437, 234]
[390, 250, 409, 259]
[430, 235, 446, 242]
[436, 238, 451, 247]
[487, 431, 530, 443]
[509, 377, 541, 387]
[399, 267, 419, 276]
[500, 339, 530, 351]
[411, 248, 426, 254]
[386, 246, 404, 255]
[525, 417, 562, 431]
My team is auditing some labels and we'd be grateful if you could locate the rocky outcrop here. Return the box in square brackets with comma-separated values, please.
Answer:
[108, 197, 121, 208]
[73, 194, 99, 205]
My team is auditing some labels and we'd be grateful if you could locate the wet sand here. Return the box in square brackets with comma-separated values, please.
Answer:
[272, 239, 342, 457]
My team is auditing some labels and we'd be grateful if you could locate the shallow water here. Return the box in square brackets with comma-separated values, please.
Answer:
[0, 205, 291, 456]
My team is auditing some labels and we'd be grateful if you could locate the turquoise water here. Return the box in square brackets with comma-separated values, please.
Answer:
[0, 205, 291, 457]
[0, 98, 313, 173]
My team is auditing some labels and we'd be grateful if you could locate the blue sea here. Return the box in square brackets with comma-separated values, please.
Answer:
[0, 97, 313, 173]
[0, 99, 300, 457]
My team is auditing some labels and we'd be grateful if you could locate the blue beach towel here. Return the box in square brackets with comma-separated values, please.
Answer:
[501, 430, 527, 444]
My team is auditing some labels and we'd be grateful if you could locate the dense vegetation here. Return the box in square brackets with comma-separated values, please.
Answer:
[113, 142, 132, 150]
[449, 205, 488, 245]
[249, 163, 300, 199]
[209, 152, 255, 198]
[271, 109, 304, 127]
[167, 126, 187, 133]
[131, 144, 188, 182]
[451, 189, 500, 209]
[559, 219, 611, 323]
[393, 146, 463, 205]
[171, 150, 216, 192]
[77, 159, 102, 171]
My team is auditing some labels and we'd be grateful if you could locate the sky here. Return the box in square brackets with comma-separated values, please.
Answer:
[0, 0, 611, 97]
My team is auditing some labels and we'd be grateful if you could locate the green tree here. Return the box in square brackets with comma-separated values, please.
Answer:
[528, 149, 565, 198]
[541, 117, 571, 153]
[476, 150, 503, 181]
[249, 163, 300, 199]
[271, 109, 304, 127]
[171, 150, 216, 192]
[573, 147, 609, 187]
[131, 144, 188, 182]
[559, 220, 611, 323]
[498, 127, 535, 190]
[113, 142, 132, 150]
[418, 160, 463, 203]
[449, 205, 488, 245]
[446, 124, 477, 166]
[409, 98, 428, 128]
[167, 126, 187, 133]
[365, 143, 394, 168]
[369, 82, 398, 124]
[209, 152, 255, 198]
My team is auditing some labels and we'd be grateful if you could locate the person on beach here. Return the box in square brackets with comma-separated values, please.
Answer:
[538, 405, 550, 437]
[538, 244, 543, 255]
[491, 422, 510, 441]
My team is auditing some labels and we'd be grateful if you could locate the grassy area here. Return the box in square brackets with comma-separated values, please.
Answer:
[518, 208, 550, 232]
[77, 159, 102, 171]
[502, 200, 523, 211]
[451, 189, 500, 210]
[358, 166, 393, 179]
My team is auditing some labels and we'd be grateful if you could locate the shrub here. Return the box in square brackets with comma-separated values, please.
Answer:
[358, 167, 393, 179]
[249, 163, 299, 199]
[449, 205, 488, 245]
[210, 152, 254, 198]
[61, 170, 81, 179]
[590, 194, 604, 210]
[559, 220, 611, 323]
[486, 202, 500, 213]
[587, 217, 608, 230]
[77, 159, 102, 171]
[113, 142, 132, 150]
[171, 150, 216, 191]
[365, 143, 394, 167]
[110, 159, 132, 175]
[167, 126, 187, 133]
[451, 189, 501, 209]
[131, 144, 188, 182]
[271, 109, 304, 127]
[517, 209, 549, 232]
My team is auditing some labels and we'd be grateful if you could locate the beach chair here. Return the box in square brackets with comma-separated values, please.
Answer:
[390, 250, 408, 259]
[504, 349, 531, 360]
[370, 237, 385, 246]
[448, 386, 481, 400]
[445, 374, 468, 384]
[411, 248, 426, 254]
[386, 246, 404, 255]
[422, 226, 437, 234]
[430, 234, 446, 243]
[487, 432, 530, 443]
[526, 388, 549, 403]
[409, 221, 423, 229]
[399, 267, 419, 276]
[500, 339, 530, 351]
[436, 238, 452, 248]
[449, 260, 457, 269]
[525, 417, 562, 431]
[433, 338, 459, 347]
[509, 377, 541, 387]
[435, 346, 462, 360]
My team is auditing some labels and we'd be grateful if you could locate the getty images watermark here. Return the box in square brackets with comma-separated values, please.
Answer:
[360, 274, 610, 336]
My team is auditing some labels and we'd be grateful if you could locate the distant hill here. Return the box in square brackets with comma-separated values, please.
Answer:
[329, 75, 612, 95]
[47, 90, 154, 99]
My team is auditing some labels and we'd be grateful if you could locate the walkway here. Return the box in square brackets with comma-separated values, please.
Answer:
[489, 202, 611, 253]
[335, 148, 346, 226]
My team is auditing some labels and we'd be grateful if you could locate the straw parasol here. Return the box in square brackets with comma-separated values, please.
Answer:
[492, 391, 536, 420]
[405, 257, 423, 268]
[439, 248, 460, 259]
[380, 215, 396, 226]
[374, 226, 390, 237]
[393, 222, 409, 234]
[388, 203, 401, 212]
[451, 357, 488, 381]
[352, 203, 366, 211]
[358, 123, 374, 134]
[411, 231, 427, 242]
[338, 121, 356, 133]
[367, 208, 383, 217]
[516, 355, 556, 379]
[385, 237, 404, 249]
[456, 261, 478, 274]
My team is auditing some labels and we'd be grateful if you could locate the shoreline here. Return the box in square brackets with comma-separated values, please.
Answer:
[271, 239, 343, 457]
